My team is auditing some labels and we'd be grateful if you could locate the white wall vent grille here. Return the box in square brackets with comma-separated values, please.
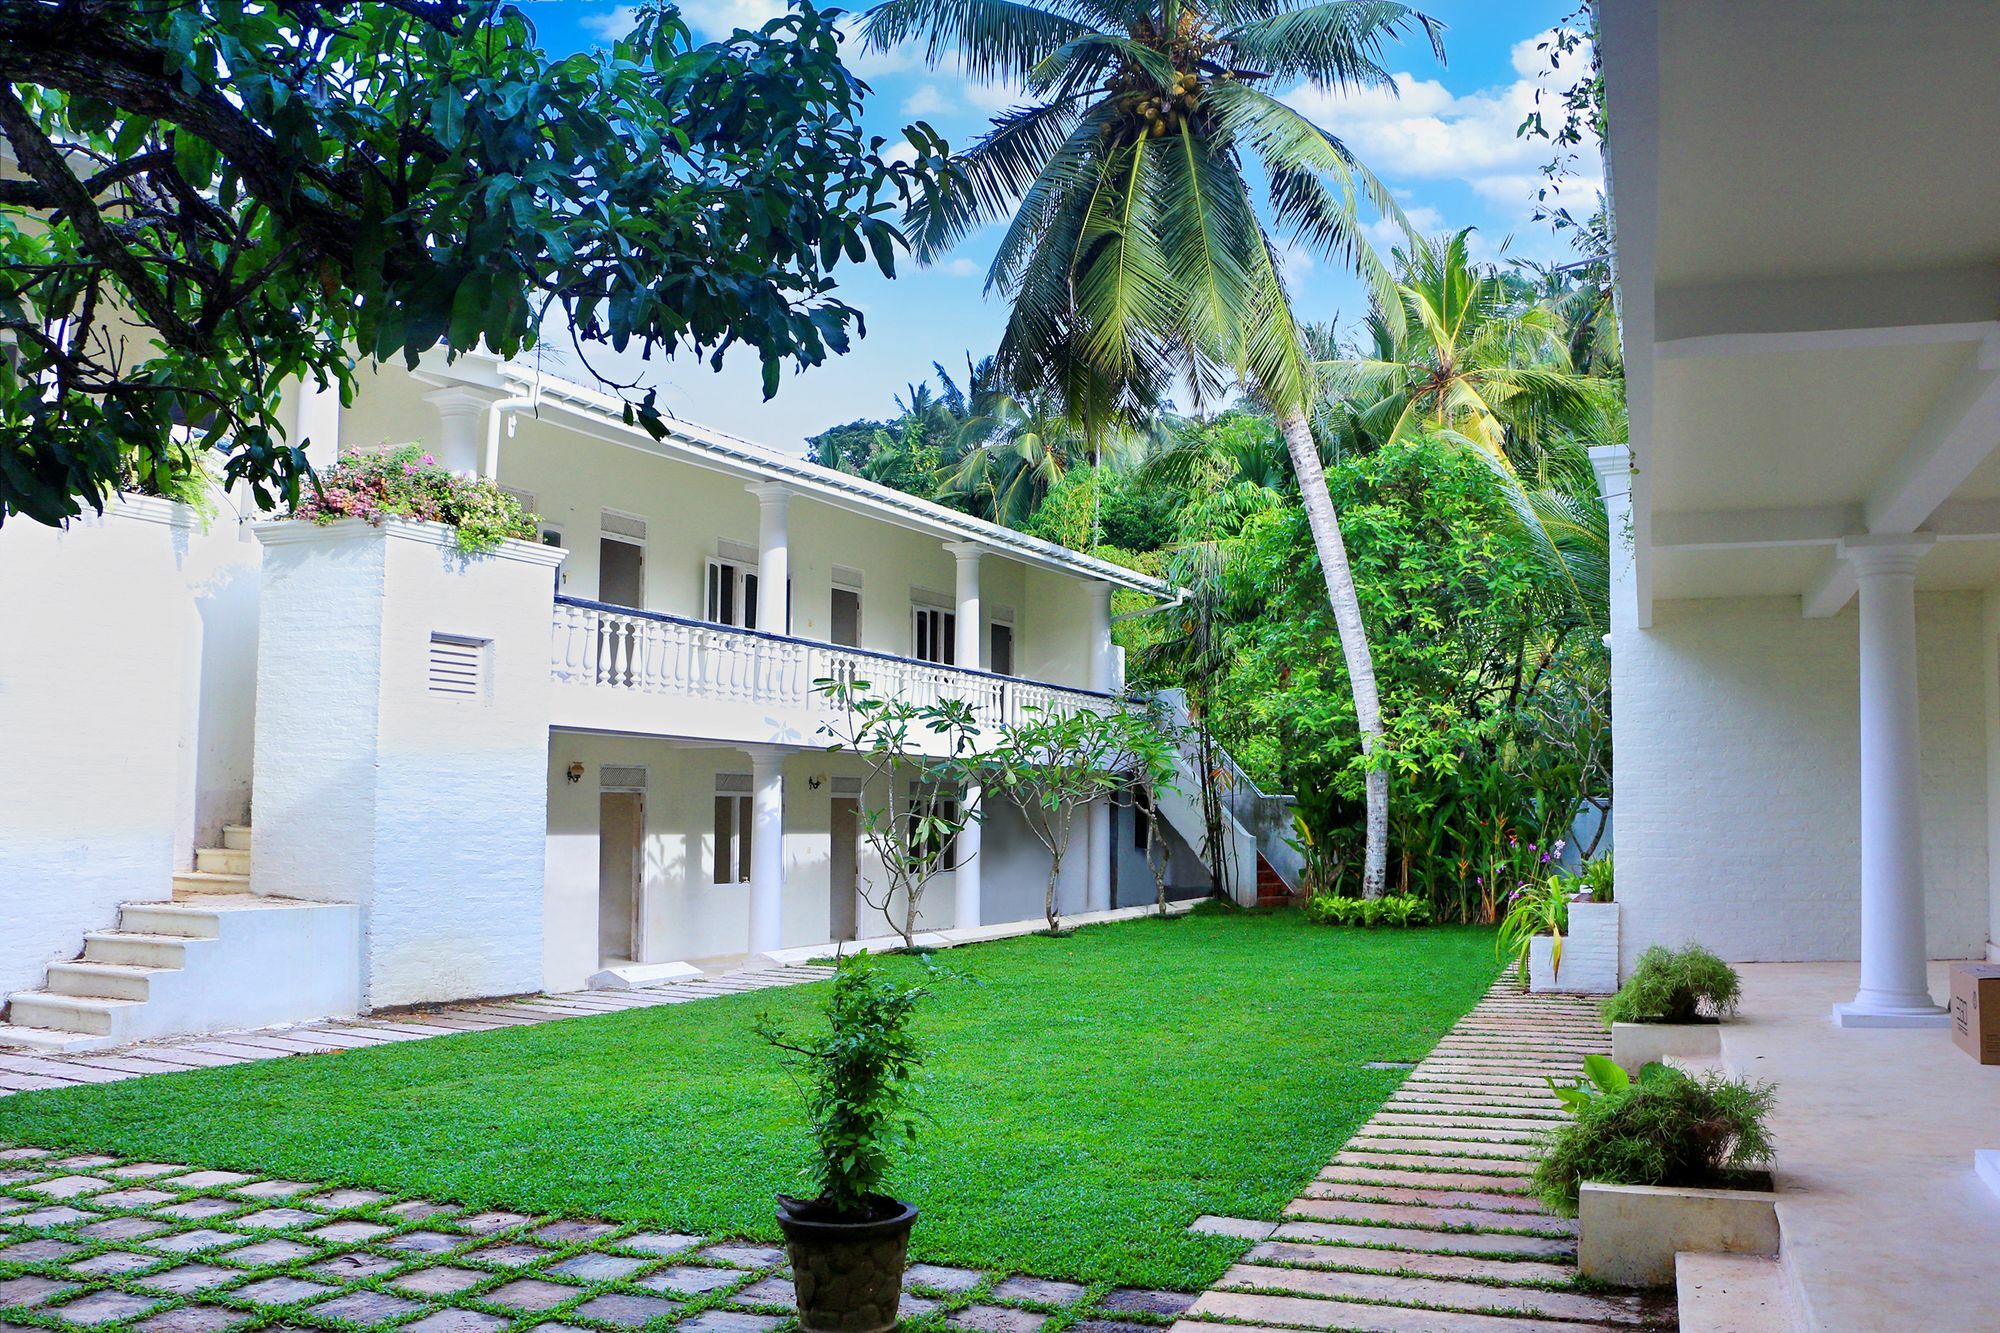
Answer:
[831, 776, 865, 796]
[600, 765, 648, 792]
[501, 486, 538, 513]
[718, 538, 760, 566]
[910, 585, 953, 610]
[427, 633, 487, 698]
[601, 509, 648, 540]
[832, 565, 865, 590]
[716, 772, 753, 794]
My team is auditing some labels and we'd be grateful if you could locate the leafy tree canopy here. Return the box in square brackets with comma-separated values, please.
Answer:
[0, 0, 949, 525]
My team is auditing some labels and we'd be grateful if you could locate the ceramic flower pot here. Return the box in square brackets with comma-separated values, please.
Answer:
[775, 1195, 919, 1333]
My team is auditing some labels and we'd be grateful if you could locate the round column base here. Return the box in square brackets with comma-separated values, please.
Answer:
[1831, 998, 1951, 1029]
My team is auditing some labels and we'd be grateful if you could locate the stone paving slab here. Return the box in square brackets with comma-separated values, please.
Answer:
[1219, 1263, 1656, 1326]
[1185, 1290, 1625, 1332]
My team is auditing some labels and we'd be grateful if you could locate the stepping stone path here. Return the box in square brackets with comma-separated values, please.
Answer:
[0, 1146, 1193, 1331]
[0, 966, 841, 1098]
[1179, 978, 1678, 1333]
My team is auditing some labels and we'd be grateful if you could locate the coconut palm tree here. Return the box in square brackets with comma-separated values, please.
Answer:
[862, 0, 1443, 896]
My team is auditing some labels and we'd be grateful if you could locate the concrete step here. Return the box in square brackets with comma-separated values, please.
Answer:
[173, 871, 249, 899]
[221, 824, 253, 851]
[194, 847, 251, 875]
[0, 1022, 113, 1054]
[6, 990, 138, 1037]
[120, 902, 226, 939]
[82, 931, 193, 969]
[1676, 1251, 1803, 1332]
[46, 960, 168, 1002]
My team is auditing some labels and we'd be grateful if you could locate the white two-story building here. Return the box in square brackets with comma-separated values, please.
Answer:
[0, 353, 1289, 1051]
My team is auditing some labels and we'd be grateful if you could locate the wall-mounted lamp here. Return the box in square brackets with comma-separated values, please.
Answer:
[807, 774, 824, 791]
[566, 762, 585, 785]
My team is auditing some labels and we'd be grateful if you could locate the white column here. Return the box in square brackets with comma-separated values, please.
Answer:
[747, 747, 786, 957]
[294, 375, 343, 474]
[422, 387, 489, 477]
[1085, 579, 1115, 910]
[1834, 533, 1949, 1028]
[1086, 580, 1116, 693]
[750, 483, 791, 634]
[944, 542, 985, 928]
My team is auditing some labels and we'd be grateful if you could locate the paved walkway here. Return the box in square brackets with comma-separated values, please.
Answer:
[1179, 979, 1677, 1333]
[0, 1144, 1195, 1331]
[0, 966, 837, 1099]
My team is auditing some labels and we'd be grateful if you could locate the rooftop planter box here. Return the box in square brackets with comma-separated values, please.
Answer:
[1603, 944, 1742, 1075]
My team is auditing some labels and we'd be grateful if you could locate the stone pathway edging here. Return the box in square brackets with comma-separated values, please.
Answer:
[0, 967, 839, 1100]
[1179, 978, 1677, 1333]
[0, 1146, 1199, 1332]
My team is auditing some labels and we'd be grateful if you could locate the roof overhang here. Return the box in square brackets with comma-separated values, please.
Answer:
[1601, 0, 2000, 623]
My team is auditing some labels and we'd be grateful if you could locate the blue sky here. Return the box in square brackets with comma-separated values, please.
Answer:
[512, 0, 1595, 449]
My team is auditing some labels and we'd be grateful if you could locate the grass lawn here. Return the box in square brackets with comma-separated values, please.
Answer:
[0, 909, 1497, 1289]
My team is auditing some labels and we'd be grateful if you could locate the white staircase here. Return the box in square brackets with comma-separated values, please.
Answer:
[0, 827, 363, 1052]
[1152, 690, 1300, 905]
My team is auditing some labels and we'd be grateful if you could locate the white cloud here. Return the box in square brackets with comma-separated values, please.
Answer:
[944, 257, 980, 277]
[902, 85, 948, 117]
[883, 139, 920, 167]
[1363, 203, 1445, 251]
[581, 6, 640, 40]
[1282, 29, 1601, 210]
[673, 0, 789, 37]
[1278, 245, 1315, 282]
[835, 18, 926, 79]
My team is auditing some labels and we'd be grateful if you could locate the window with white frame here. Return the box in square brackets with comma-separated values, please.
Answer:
[912, 605, 956, 665]
[713, 773, 753, 884]
[705, 548, 761, 629]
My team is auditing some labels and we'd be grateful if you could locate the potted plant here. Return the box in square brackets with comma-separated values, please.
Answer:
[1603, 943, 1741, 1073]
[757, 953, 924, 1333]
[1536, 1055, 1777, 1286]
[1496, 877, 1569, 990]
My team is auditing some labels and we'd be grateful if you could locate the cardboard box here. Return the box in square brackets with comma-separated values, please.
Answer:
[1949, 964, 2000, 1065]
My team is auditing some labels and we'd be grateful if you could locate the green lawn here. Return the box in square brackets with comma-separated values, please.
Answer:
[0, 909, 1496, 1289]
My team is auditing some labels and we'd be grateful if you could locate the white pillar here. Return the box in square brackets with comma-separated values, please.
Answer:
[748, 746, 786, 957]
[294, 375, 343, 474]
[943, 542, 985, 928]
[1834, 533, 1949, 1028]
[1086, 580, 1116, 693]
[1085, 580, 1115, 910]
[750, 483, 791, 634]
[422, 387, 489, 477]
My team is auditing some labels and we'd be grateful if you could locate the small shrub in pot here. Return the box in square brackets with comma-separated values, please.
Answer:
[1533, 1056, 1776, 1216]
[1603, 943, 1741, 1025]
[757, 953, 925, 1333]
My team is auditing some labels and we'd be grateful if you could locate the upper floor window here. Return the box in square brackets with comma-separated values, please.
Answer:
[989, 621, 1015, 676]
[599, 510, 646, 609]
[912, 606, 956, 665]
[706, 557, 761, 630]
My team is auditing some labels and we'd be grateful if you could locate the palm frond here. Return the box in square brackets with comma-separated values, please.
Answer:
[862, 0, 1096, 83]
[1222, 2, 1440, 89]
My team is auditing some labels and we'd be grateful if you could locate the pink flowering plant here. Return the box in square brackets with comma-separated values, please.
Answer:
[288, 446, 538, 555]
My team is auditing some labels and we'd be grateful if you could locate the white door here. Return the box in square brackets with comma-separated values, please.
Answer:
[829, 797, 860, 942]
[598, 791, 643, 964]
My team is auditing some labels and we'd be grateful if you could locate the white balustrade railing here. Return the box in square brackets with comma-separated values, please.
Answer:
[550, 597, 1114, 735]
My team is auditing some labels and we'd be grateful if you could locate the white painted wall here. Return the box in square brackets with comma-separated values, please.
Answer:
[1613, 591, 1989, 967]
[541, 732, 1104, 983]
[1985, 586, 2000, 957]
[252, 519, 564, 1008]
[0, 497, 200, 1000]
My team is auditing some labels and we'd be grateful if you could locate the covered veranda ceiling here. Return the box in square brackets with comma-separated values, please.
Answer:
[1600, 0, 2000, 618]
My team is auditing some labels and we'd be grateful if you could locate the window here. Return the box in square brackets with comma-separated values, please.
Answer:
[706, 558, 761, 629]
[989, 622, 1015, 676]
[713, 775, 753, 884]
[426, 633, 488, 698]
[912, 606, 956, 665]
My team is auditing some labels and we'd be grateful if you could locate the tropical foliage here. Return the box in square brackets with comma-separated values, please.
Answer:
[0, 0, 948, 524]
[288, 446, 539, 555]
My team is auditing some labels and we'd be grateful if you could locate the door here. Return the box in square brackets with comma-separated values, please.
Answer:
[598, 791, 644, 963]
[831, 587, 862, 647]
[599, 537, 645, 608]
[829, 797, 860, 942]
[989, 622, 1015, 676]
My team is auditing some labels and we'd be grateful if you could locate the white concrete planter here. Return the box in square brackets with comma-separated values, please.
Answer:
[1578, 1179, 1778, 1287]
[1611, 1020, 1722, 1075]
[1528, 901, 1619, 994]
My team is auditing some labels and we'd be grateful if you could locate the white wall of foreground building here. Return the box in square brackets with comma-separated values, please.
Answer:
[0, 495, 267, 1001]
[251, 519, 565, 1009]
[1613, 590, 1989, 967]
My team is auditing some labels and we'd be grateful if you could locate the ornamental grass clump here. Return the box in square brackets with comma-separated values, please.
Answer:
[1532, 1060, 1776, 1216]
[289, 445, 538, 554]
[1603, 943, 1742, 1026]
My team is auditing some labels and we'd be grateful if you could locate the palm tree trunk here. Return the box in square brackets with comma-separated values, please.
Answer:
[1276, 405, 1389, 897]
